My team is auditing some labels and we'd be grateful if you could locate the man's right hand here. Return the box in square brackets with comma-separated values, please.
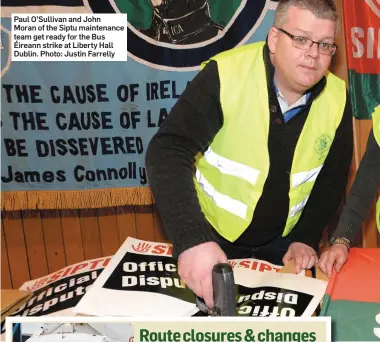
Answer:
[177, 241, 228, 308]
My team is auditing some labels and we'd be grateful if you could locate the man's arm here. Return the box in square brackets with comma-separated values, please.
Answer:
[331, 129, 380, 242]
[319, 128, 379, 278]
[289, 93, 354, 250]
[145, 61, 223, 257]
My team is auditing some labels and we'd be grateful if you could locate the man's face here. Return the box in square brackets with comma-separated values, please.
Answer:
[268, 6, 336, 92]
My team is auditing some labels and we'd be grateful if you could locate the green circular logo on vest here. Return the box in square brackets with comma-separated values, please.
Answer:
[315, 134, 332, 155]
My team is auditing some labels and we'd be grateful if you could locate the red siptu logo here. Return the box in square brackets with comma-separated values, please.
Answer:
[131, 242, 152, 253]
[345, 0, 380, 74]
[228, 260, 238, 268]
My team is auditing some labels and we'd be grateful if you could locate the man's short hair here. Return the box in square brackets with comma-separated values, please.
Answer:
[274, 0, 338, 29]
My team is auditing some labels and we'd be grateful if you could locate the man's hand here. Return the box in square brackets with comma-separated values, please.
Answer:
[177, 241, 227, 308]
[318, 244, 349, 278]
[283, 242, 318, 273]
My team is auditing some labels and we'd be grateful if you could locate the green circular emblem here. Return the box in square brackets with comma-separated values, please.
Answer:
[315, 134, 332, 155]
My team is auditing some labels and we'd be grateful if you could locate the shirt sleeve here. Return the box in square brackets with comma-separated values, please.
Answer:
[331, 129, 380, 242]
[145, 60, 223, 258]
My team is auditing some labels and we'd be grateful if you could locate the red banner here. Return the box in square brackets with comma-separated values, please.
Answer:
[344, 0, 380, 75]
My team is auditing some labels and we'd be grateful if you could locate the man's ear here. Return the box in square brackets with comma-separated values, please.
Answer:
[268, 26, 278, 54]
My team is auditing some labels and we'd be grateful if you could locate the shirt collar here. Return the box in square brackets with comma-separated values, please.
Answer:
[273, 80, 309, 112]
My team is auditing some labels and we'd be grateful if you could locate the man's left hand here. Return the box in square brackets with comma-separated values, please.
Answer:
[318, 244, 349, 278]
[283, 242, 318, 273]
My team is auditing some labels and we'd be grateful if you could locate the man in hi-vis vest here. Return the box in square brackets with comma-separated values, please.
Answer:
[319, 105, 380, 278]
[146, 0, 354, 308]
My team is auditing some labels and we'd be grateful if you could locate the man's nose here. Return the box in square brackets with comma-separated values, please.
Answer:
[306, 42, 320, 59]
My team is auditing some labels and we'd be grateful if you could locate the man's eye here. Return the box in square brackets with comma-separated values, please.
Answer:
[320, 43, 331, 49]
[294, 36, 307, 43]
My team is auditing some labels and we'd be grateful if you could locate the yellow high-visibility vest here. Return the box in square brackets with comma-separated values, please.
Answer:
[372, 105, 380, 231]
[194, 42, 346, 242]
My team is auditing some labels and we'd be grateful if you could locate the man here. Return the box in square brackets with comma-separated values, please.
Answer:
[319, 105, 380, 278]
[146, 0, 353, 308]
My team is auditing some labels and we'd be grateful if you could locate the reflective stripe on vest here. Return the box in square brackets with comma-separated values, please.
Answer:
[195, 169, 248, 219]
[194, 42, 346, 242]
[204, 147, 260, 185]
[197, 153, 324, 220]
[372, 105, 380, 231]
